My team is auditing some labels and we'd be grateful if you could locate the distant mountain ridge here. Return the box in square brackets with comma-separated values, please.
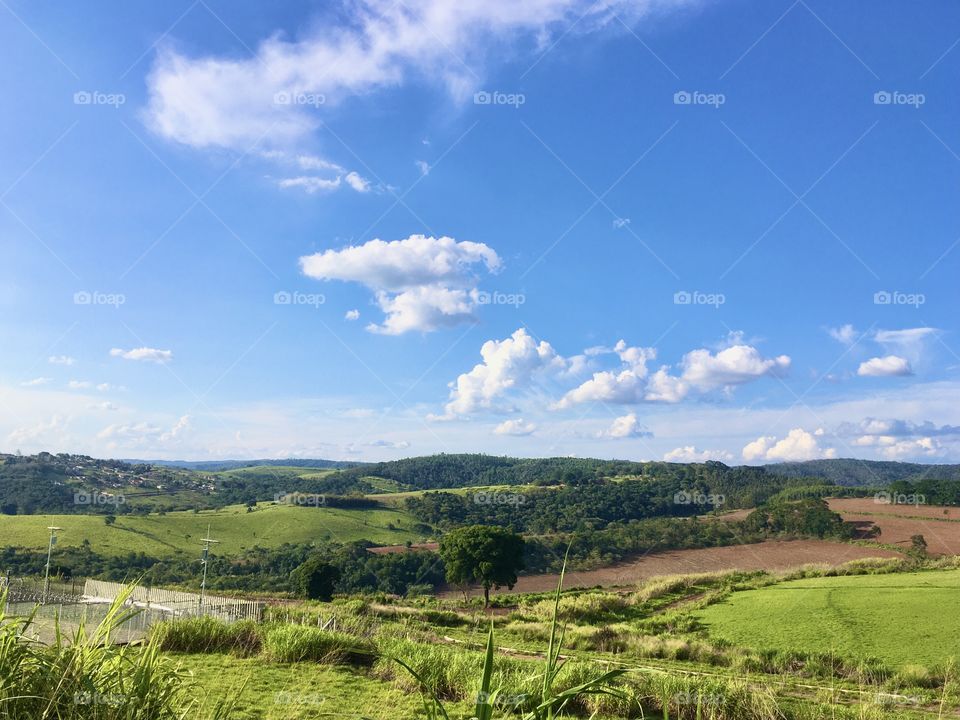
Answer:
[123, 458, 361, 472]
[764, 458, 960, 485]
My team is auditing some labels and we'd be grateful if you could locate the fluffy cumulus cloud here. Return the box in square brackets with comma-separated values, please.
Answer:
[840, 417, 959, 460]
[604, 413, 649, 439]
[857, 355, 912, 377]
[145, 0, 697, 151]
[555, 339, 789, 408]
[110, 347, 173, 363]
[300, 234, 501, 334]
[435, 328, 569, 418]
[97, 415, 190, 449]
[493, 418, 537, 436]
[743, 428, 836, 462]
[827, 324, 858, 345]
[663, 446, 733, 463]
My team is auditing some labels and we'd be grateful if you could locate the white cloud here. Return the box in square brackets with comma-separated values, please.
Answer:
[49, 355, 75, 366]
[435, 328, 568, 418]
[20, 377, 51, 387]
[556, 339, 789, 408]
[857, 355, 912, 377]
[344, 309, 360, 321]
[874, 327, 937, 365]
[7, 415, 67, 446]
[97, 415, 190, 448]
[278, 176, 341, 193]
[145, 0, 695, 151]
[110, 347, 173, 363]
[680, 344, 791, 390]
[663, 446, 733, 462]
[344, 171, 371, 192]
[493, 418, 537, 436]
[828, 324, 857, 345]
[604, 413, 647, 439]
[743, 428, 836, 462]
[300, 235, 501, 334]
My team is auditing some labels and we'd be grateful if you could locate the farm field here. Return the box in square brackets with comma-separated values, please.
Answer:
[695, 567, 960, 668]
[442, 539, 901, 596]
[0, 502, 424, 557]
[829, 498, 960, 555]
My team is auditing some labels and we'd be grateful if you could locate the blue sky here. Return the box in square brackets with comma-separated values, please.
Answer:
[1, 0, 959, 462]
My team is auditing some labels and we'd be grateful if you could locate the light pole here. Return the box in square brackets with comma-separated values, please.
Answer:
[43, 527, 62, 605]
[198, 526, 219, 612]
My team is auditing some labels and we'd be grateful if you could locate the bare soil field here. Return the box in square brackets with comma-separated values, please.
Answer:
[829, 498, 960, 556]
[441, 539, 900, 597]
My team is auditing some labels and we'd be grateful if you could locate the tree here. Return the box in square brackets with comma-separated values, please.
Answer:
[104, 515, 116, 526]
[292, 555, 341, 600]
[439, 525, 525, 606]
[909, 534, 928, 559]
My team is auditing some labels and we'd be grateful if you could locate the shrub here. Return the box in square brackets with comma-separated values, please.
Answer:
[262, 625, 373, 665]
[149, 617, 262, 656]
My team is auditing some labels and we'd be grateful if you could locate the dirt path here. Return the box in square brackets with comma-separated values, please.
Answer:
[439, 539, 900, 597]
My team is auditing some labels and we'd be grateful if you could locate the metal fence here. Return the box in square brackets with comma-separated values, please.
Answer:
[83, 579, 265, 621]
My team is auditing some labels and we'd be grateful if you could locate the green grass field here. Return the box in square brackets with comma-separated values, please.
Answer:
[0, 503, 425, 557]
[695, 568, 960, 668]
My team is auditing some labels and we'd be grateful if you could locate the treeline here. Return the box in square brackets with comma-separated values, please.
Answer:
[403, 465, 829, 534]
[769, 458, 960, 486]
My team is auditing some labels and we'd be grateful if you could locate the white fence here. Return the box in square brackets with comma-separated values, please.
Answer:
[83, 579, 265, 622]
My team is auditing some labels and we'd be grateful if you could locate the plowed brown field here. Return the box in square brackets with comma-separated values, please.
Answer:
[829, 497, 960, 555]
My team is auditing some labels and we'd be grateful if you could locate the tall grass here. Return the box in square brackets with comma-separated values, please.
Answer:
[0, 589, 232, 720]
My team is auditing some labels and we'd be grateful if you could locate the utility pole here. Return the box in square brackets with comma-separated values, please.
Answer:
[43, 527, 62, 605]
[198, 526, 219, 612]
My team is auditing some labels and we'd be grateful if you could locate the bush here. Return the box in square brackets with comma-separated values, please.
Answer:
[149, 617, 262, 656]
[262, 625, 373, 664]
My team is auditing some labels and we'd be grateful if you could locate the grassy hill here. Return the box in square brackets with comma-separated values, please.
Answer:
[0, 502, 425, 557]
[695, 567, 960, 667]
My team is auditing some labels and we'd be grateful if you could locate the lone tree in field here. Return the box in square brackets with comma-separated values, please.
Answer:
[292, 555, 341, 601]
[439, 525, 524, 606]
